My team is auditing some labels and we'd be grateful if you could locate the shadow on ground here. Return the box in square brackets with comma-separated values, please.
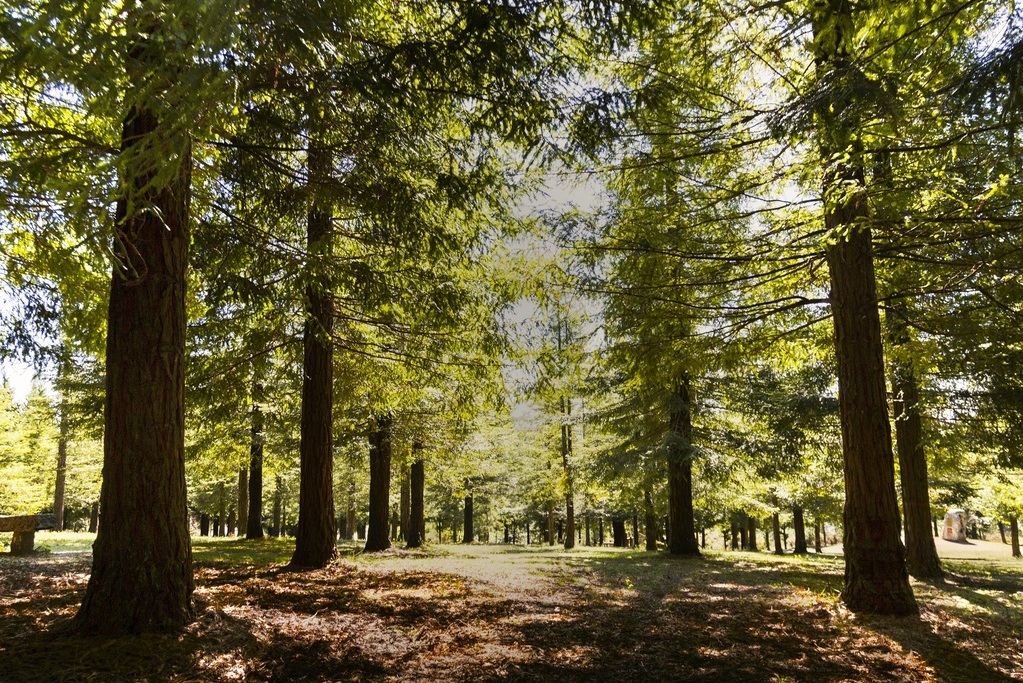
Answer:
[2, 546, 1020, 682]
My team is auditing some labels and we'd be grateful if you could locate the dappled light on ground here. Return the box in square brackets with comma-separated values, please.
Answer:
[1, 542, 1020, 681]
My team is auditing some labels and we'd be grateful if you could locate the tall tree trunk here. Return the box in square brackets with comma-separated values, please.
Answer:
[53, 408, 69, 531]
[406, 454, 425, 548]
[199, 513, 210, 537]
[290, 140, 336, 569]
[546, 502, 555, 546]
[399, 466, 410, 542]
[999, 521, 1007, 544]
[1011, 517, 1021, 559]
[365, 415, 392, 552]
[217, 481, 227, 537]
[463, 492, 474, 544]
[237, 468, 248, 537]
[585, 512, 591, 546]
[561, 395, 575, 550]
[793, 506, 808, 554]
[815, 521, 823, 553]
[72, 56, 193, 633]
[246, 380, 264, 539]
[612, 517, 627, 547]
[772, 512, 783, 555]
[644, 490, 658, 551]
[632, 511, 639, 549]
[667, 376, 700, 555]
[812, 0, 917, 616]
[89, 501, 99, 534]
[747, 516, 758, 552]
[888, 310, 943, 578]
[272, 474, 282, 537]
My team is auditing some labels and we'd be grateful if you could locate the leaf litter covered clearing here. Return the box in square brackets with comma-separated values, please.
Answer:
[1, 541, 1021, 682]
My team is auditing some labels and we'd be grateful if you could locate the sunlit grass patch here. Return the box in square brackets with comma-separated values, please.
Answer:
[192, 536, 294, 567]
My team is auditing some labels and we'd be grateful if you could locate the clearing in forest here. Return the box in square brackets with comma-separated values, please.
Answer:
[1, 537, 1021, 682]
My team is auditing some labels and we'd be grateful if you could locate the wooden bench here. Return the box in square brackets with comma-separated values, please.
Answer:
[0, 514, 57, 555]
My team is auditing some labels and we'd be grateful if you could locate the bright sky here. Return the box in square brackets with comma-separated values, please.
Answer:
[1, 359, 34, 404]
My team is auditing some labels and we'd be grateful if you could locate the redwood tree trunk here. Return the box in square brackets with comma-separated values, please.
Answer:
[561, 395, 575, 550]
[246, 381, 264, 539]
[667, 377, 700, 555]
[399, 466, 410, 542]
[772, 512, 783, 555]
[237, 468, 248, 537]
[406, 456, 425, 548]
[644, 489, 658, 551]
[1011, 517, 1021, 559]
[813, 0, 917, 616]
[546, 502, 555, 546]
[217, 482, 227, 537]
[463, 493, 474, 544]
[365, 415, 392, 552]
[72, 86, 193, 634]
[272, 474, 282, 537]
[53, 413, 68, 531]
[290, 141, 337, 569]
[889, 315, 943, 578]
[793, 506, 808, 554]
[612, 517, 627, 547]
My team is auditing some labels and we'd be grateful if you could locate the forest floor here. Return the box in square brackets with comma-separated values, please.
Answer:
[1, 534, 1022, 682]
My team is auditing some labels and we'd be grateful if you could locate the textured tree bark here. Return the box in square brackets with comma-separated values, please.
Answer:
[246, 381, 265, 539]
[546, 502, 555, 546]
[272, 474, 282, 537]
[217, 481, 227, 537]
[793, 506, 808, 554]
[888, 316, 943, 578]
[53, 415, 68, 531]
[365, 415, 392, 552]
[644, 490, 658, 551]
[463, 492, 474, 544]
[826, 217, 917, 613]
[406, 455, 425, 548]
[612, 517, 627, 547]
[772, 511, 783, 555]
[561, 395, 575, 549]
[237, 468, 248, 536]
[399, 466, 410, 542]
[813, 0, 917, 616]
[1011, 517, 1021, 559]
[290, 141, 337, 568]
[72, 89, 193, 634]
[667, 377, 700, 555]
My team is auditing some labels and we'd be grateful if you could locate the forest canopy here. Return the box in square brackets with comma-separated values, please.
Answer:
[0, 0, 1021, 633]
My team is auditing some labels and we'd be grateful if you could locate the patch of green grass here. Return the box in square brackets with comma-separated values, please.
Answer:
[28, 530, 96, 553]
[191, 536, 294, 567]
